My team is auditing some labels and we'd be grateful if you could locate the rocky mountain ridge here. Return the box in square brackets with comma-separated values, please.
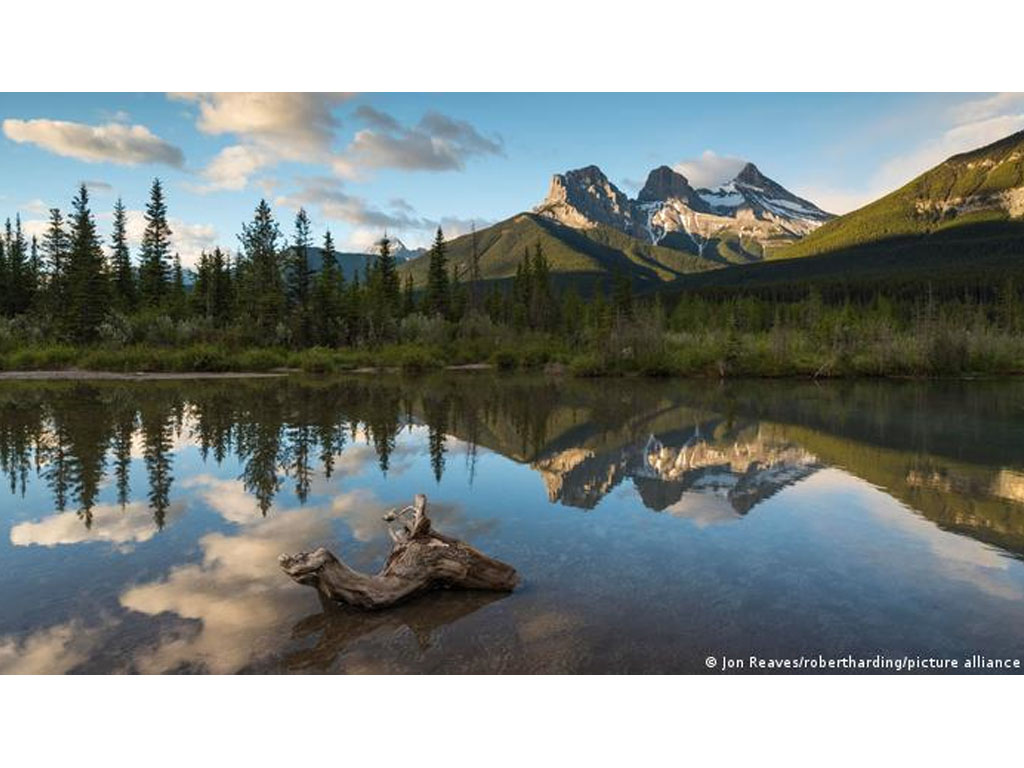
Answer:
[535, 162, 834, 261]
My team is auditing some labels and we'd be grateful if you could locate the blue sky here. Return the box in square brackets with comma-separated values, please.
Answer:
[2, 92, 1023, 266]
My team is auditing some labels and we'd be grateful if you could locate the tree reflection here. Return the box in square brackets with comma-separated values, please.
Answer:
[1, 376, 1024, 557]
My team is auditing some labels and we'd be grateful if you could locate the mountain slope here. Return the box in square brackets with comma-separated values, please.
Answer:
[281, 239, 418, 281]
[776, 129, 1024, 260]
[399, 212, 720, 290]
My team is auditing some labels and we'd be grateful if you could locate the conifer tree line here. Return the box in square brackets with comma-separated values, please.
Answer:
[0, 178, 632, 349]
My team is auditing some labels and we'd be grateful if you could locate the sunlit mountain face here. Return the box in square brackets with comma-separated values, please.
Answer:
[2, 375, 1024, 673]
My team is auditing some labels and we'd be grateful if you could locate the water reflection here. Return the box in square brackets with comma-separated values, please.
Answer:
[1, 375, 1024, 673]
[3, 377, 1023, 553]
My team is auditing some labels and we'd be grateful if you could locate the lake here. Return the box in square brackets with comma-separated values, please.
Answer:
[1, 374, 1024, 673]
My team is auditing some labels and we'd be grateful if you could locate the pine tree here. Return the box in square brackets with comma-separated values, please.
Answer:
[529, 241, 553, 330]
[377, 234, 401, 309]
[139, 178, 172, 310]
[312, 229, 343, 345]
[401, 271, 415, 317]
[424, 227, 449, 318]
[110, 198, 136, 312]
[28, 235, 40, 312]
[66, 184, 109, 342]
[170, 253, 186, 319]
[612, 270, 634, 321]
[287, 208, 313, 345]
[469, 223, 481, 311]
[1, 217, 32, 315]
[41, 208, 70, 326]
[12, 215, 33, 315]
[212, 247, 233, 327]
[238, 199, 284, 340]
[0, 224, 7, 316]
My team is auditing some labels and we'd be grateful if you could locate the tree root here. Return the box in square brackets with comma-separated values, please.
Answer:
[279, 494, 518, 609]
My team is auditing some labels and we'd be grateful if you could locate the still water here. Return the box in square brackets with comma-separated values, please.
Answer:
[1, 374, 1024, 673]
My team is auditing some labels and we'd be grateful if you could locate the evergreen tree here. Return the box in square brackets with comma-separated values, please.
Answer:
[2, 216, 32, 315]
[170, 253, 186, 319]
[377, 234, 401, 310]
[238, 199, 284, 340]
[0, 224, 7, 315]
[529, 241, 553, 330]
[312, 229, 343, 346]
[212, 248, 233, 326]
[287, 208, 313, 344]
[401, 271, 415, 317]
[110, 198, 136, 312]
[28, 235, 40, 312]
[424, 227, 449, 318]
[41, 208, 70, 326]
[469, 223, 481, 310]
[612, 270, 634, 321]
[139, 178, 172, 309]
[561, 284, 585, 347]
[66, 184, 109, 342]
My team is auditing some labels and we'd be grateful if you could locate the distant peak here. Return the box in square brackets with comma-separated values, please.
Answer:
[638, 165, 696, 203]
[733, 162, 766, 186]
[560, 164, 610, 183]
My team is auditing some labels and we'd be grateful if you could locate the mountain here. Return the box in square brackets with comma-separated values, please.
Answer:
[283, 238, 420, 282]
[535, 162, 833, 262]
[399, 211, 719, 291]
[400, 160, 830, 288]
[777, 129, 1024, 261]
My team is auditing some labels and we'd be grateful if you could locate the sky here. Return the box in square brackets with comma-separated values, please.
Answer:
[1, 92, 1023, 267]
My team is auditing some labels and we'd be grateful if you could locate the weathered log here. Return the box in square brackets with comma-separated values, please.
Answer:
[279, 494, 518, 609]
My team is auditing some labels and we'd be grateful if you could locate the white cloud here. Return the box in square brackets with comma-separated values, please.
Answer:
[673, 150, 748, 189]
[191, 144, 274, 193]
[119, 488, 384, 673]
[173, 92, 349, 159]
[807, 92, 1024, 214]
[873, 111, 1024, 195]
[10, 501, 184, 549]
[276, 177, 431, 231]
[111, 209, 219, 269]
[277, 177, 490, 248]
[0, 620, 106, 674]
[172, 93, 351, 192]
[333, 106, 503, 179]
[2, 119, 184, 167]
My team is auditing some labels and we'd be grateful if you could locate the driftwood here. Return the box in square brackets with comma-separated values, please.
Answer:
[279, 494, 518, 609]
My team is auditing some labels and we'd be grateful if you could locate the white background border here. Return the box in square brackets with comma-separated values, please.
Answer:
[2, 1, 1022, 764]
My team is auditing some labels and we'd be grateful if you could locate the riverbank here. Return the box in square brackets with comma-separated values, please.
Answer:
[0, 335, 1022, 379]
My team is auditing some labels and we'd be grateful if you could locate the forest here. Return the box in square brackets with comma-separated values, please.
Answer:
[1, 178, 1023, 377]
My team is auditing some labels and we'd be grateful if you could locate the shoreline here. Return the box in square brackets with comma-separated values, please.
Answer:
[0, 365, 1019, 382]
[0, 370, 290, 381]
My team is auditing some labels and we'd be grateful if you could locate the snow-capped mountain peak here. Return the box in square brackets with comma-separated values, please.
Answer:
[534, 160, 834, 261]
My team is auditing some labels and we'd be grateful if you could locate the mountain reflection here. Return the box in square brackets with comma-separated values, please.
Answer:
[2, 376, 1024, 556]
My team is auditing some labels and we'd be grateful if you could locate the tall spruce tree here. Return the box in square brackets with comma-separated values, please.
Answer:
[312, 229, 342, 346]
[401, 271, 415, 317]
[238, 199, 284, 340]
[139, 178, 172, 310]
[287, 208, 313, 345]
[41, 208, 70, 325]
[170, 253, 186, 319]
[377, 234, 401, 309]
[66, 184, 109, 342]
[424, 227, 449, 318]
[5, 216, 32, 315]
[0, 225, 7, 316]
[110, 198, 136, 312]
